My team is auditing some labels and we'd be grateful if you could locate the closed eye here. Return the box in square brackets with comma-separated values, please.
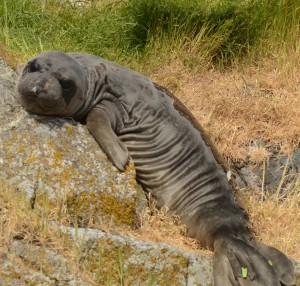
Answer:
[60, 79, 72, 89]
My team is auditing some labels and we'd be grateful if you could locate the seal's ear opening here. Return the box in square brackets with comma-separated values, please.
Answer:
[16, 62, 25, 75]
[94, 63, 107, 83]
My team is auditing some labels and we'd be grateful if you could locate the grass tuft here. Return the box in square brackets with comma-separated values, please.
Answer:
[0, 181, 71, 254]
[246, 187, 300, 259]
[1, 0, 300, 68]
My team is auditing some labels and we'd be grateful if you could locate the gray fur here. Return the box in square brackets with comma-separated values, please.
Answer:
[17, 51, 295, 286]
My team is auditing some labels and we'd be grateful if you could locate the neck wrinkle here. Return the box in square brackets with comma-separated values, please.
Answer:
[72, 67, 106, 120]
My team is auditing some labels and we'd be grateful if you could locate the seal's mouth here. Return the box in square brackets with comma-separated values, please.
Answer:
[18, 86, 60, 114]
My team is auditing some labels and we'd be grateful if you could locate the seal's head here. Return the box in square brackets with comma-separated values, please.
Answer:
[17, 51, 86, 118]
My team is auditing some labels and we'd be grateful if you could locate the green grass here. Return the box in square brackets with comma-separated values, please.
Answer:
[0, 0, 132, 65]
[0, 0, 300, 69]
[124, 0, 300, 67]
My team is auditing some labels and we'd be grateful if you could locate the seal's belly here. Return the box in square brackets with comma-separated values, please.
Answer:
[118, 106, 233, 219]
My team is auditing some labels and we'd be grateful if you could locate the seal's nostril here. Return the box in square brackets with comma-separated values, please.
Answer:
[31, 85, 44, 95]
[31, 86, 38, 93]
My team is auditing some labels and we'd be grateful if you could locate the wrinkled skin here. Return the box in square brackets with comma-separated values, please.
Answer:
[17, 51, 296, 286]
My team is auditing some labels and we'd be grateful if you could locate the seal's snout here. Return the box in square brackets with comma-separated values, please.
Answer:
[30, 80, 50, 95]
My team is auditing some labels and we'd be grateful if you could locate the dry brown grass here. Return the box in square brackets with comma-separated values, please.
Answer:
[0, 182, 40, 249]
[0, 181, 77, 264]
[247, 192, 300, 260]
[148, 56, 300, 166]
[124, 196, 211, 256]
[0, 46, 22, 68]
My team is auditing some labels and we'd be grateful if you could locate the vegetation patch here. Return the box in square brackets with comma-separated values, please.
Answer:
[65, 189, 138, 227]
[1, 0, 300, 68]
[0, 180, 71, 255]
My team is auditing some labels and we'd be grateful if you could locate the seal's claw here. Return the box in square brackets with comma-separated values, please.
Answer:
[110, 140, 129, 171]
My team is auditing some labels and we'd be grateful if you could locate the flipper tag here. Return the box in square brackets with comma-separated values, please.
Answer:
[268, 259, 273, 266]
[242, 267, 248, 278]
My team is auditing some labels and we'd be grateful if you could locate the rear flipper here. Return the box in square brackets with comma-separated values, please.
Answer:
[256, 241, 295, 286]
[213, 235, 295, 286]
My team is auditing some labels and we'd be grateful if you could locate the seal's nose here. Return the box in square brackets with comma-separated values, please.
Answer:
[31, 85, 44, 95]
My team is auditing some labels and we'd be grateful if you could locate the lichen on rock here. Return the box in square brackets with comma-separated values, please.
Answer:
[59, 226, 214, 286]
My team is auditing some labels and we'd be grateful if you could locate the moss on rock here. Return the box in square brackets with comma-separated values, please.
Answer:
[61, 226, 214, 286]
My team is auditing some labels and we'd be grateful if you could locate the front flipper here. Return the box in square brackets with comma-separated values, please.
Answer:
[213, 235, 295, 286]
[87, 104, 129, 171]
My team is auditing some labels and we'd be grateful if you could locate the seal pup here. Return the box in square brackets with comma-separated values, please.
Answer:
[17, 51, 295, 286]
